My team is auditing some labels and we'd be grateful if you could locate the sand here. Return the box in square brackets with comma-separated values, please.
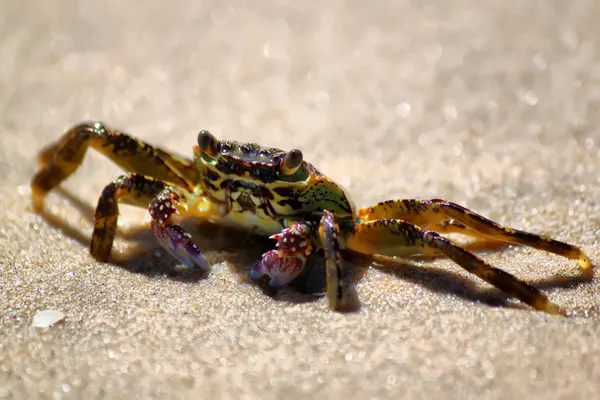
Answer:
[2, 1, 600, 399]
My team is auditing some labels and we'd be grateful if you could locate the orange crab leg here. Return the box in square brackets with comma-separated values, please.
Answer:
[343, 218, 565, 315]
[358, 199, 592, 276]
[92, 174, 167, 261]
[31, 121, 197, 212]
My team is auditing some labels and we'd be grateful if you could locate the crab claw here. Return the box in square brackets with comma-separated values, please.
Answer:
[250, 250, 307, 287]
[270, 222, 313, 257]
[151, 221, 211, 271]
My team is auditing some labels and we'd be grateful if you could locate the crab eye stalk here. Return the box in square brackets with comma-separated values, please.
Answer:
[197, 130, 220, 157]
[281, 149, 303, 175]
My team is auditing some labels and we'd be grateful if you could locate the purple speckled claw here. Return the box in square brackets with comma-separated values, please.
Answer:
[148, 187, 210, 271]
[250, 221, 315, 286]
[250, 250, 307, 287]
[270, 222, 313, 257]
[151, 221, 211, 271]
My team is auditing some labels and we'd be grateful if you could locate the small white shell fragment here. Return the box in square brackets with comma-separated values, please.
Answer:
[32, 310, 65, 328]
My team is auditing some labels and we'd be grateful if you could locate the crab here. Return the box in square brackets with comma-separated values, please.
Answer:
[32, 122, 593, 315]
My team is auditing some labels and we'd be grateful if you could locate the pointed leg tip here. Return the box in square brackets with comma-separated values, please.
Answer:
[533, 298, 567, 317]
[91, 250, 111, 264]
[328, 282, 361, 313]
[546, 303, 567, 317]
[330, 298, 361, 313]
[31, 191, 45, 213]
[332, 301, 360, 313]
[577, 256, 593, 277]
[32, 200, 43, 214]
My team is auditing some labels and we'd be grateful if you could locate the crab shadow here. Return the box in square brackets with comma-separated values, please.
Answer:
[362, 252, 592, 311]
[39, 188, 268, 282]
[39, 188, 592, 309]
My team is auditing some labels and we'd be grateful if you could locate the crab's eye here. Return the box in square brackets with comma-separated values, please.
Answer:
[280, 149, 303, 175]
[197, 130, 220, 157]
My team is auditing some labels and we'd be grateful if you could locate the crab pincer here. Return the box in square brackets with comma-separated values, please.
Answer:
[151, 222, 210, 271]
[149, 188, 210, 271]
[250, 221, 315, 287]
[250, 250, 307, 287]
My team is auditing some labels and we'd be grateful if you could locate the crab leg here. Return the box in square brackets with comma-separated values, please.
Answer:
[92, 174, 167, 261]
[343, 218, 565, 315]
[318, 210, 357, 312]
[31, 121, 196, 212]
[358, 199, 592, 276]
[92, 173, 210, 270]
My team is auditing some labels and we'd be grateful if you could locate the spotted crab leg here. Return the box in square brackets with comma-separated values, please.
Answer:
[92, 174, 166, 261]
[358, 199, 593, 277]
[31, 121, 196, 212]
[343, 218, 566, 315]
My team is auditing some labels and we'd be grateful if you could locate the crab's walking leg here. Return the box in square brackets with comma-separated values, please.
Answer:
[318, 210, 357, 311]
[358, 199, 592, 275]
[92, 174, 166, 261]
[343, 218, 565, 315]
[31, 121, 196, 212]
[92, 173, 210, 270]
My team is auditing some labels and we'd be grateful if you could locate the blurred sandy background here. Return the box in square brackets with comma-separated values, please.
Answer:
[2, 1, 600, 399]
